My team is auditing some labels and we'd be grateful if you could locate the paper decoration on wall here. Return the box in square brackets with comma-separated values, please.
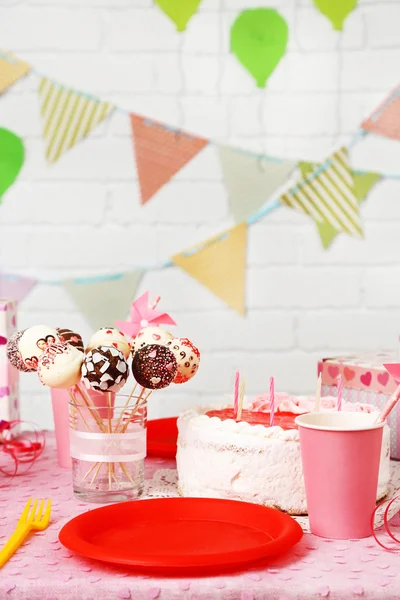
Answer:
[219, 146, 296, 222]
[172, 222, 247, 315]
[281, 148, 363, 238]
[299, 161, 380, 248]
[155, 0, 202, 32]
[312, 0, 358, 31]
[63, 270, 143, 330]
[0, 50, 30, 94]
[116, 290, 176, 338]
[361, 87, 400, 141]
[0, 128, 24, 199]
[130, 114, 208, 205]
[38, 78, 114, 163]
[0, 274, 36, 303]
[230, 8, 288, 88]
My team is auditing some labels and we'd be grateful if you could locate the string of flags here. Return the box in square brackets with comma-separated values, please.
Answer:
[0, 48, 399, 322]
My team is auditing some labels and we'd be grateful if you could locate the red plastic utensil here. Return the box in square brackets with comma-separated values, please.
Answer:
[59, 497, 303, 574]
[147, 418, 178, 458]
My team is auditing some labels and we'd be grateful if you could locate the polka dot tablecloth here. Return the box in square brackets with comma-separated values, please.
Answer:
[1, 435, 400, 600]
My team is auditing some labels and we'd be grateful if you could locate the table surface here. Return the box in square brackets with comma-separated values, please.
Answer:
[1, 434, 400, 600]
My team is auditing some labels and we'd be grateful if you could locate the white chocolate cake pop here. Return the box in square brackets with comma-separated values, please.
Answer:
[82, 346, 129, 393]
[86, 328, 130, 359]
[18, 325, 60, 371]
[38, 342, 83, 389]
[131, 326, 172, 356]
[165, 337, 200, 384]
[7, 330, 36, 372]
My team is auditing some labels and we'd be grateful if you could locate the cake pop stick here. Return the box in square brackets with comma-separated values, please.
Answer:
[237, 377, 246, 421]
[269, 376, 275, 427]
[314, 373, 322, 412]
[337, 375, 342, 411]
[376, 383, 400, 424]
[233, 371, 240, 419]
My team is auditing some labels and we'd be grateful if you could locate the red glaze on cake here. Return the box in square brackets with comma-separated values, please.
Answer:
[205, 408, 298, 431]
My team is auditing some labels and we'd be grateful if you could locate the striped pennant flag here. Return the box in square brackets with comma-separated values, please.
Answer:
[280, 147, 363, 238]
[39, 78, 114, 163]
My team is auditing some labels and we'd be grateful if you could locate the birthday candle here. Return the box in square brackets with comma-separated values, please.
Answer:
[237, 377, 246, 421]
[269, 376, 275, 427]
[233, 371, 240, 419]
[337, 375, 342, 411]
[315, 373, 322, 412]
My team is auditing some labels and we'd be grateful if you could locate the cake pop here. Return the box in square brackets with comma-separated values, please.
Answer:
[86, 328, 130, 359]
[57, 328, 84, 353]
[18, 325, 60, 371]
[82, 346, 129, 393]
[165, 337, 200, 384]
[38, 342, 83, 389]
[6, 330, 36, 373]
[131, 326, 172, 356]
[132, 344, 177, 390]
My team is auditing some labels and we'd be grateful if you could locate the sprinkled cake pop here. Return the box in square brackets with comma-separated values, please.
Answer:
[165, 337, 200, 384]
[6, 330, 35, 372]
[87, 328, 130, 359]
[82, 346, 129, 393]
[38, 342, 83, 389]
[18, 325, 60, 371]
[57, 328, 84, 353]
[131, 326, 172, 356]
[132, 344, 177, 390]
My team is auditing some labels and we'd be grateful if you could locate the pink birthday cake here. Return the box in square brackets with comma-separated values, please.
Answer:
[176, 393, 390, 515]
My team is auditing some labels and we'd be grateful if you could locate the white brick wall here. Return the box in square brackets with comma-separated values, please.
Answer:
[1, 0, 400, 428]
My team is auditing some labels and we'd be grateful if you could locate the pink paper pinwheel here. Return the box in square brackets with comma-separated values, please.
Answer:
[115, 291, 176, 339]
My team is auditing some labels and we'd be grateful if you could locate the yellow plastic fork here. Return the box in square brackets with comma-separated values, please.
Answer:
[0, 498, 52, 568]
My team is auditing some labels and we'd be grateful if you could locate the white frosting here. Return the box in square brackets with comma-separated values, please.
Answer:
[38, 343, 83, 389]
[87, 328, 130, 359]
[177, 399, 391, 515]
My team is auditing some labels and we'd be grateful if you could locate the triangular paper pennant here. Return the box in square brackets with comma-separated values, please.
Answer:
[219, 146, 296, 222]
[362, 87, 400, 140]
[353, 171, 381, 203]
[130, 114, 208, 205]
[0, 50, 30, 93]
[281, 147, 363, 238]
[0, 274, 36, 303]
[172, 223, 247, 315]
[63, 271, 143, 331]
[39, 78, 114, 163]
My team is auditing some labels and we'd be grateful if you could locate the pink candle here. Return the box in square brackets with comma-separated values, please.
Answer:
[269, 376, 275, 427]
[337, 375, 342, 411]
[233, 371, 240, 419]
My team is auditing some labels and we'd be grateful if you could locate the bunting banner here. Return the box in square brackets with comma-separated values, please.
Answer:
[130, 114, 208, 205]
[0, 274, 36, 303]
[299, 161, 381, 248]
[38, 78, 114, 163]
[361, 86, 400, 141]
[219, 146, 296, 222]
[63, 270, 143, 330]
[280, 147, 363, 238]
[0, 128, 24, 199]
[172, 223, 247, 315]
[0, 50, 30, 94]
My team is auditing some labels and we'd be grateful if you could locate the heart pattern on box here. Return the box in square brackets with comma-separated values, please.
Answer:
[344, 367, 355, 382]
[328, 365, 339, 379]
[377, 372, 389, 387]
[360, 371, 372, 387]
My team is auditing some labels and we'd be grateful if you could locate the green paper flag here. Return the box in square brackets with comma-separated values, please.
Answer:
[155, 0, 202, 32]
[313, 0, 358, 31]
[230, 8, 288, 88]
[0, 128, 24, 199]
[300, 162, 380, 248]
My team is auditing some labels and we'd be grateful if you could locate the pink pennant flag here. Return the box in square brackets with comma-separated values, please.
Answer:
[362, 85, 400, 140]
[0, 274, 36, 303]
[116, 290, 176, 338]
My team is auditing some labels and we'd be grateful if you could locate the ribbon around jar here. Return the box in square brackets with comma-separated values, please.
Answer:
[70, 428, 146, 463]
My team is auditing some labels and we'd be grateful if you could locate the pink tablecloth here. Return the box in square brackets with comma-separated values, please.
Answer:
[1, 434, 400, 600]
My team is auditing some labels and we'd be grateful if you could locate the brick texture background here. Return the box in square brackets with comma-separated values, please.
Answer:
[1, 0, 400, 428]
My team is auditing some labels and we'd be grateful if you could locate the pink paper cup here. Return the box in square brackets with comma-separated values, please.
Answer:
[295, 412, 384, 540]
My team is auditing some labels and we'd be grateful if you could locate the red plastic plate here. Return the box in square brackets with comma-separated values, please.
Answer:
[147, 417, 178, 458]
[59, 497, 303, 574]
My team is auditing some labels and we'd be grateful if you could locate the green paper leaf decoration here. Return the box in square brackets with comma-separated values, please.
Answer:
[155, 0, 202, 32]
[230, 8, 288, 88]
[312, 0, 358, 31]
[0, 128, 24, 199]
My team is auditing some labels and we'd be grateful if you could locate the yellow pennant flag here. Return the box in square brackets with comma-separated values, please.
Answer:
[0, 50, 30, 93]
[38, 78, 114, 163]
[172, 223, 248, 315]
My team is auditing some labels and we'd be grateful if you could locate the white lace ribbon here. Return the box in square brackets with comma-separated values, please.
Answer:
[70, 428, 146, 463]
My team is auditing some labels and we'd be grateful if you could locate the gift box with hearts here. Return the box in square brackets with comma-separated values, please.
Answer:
[318, 352, 400, 459]
[0, 299, 19, 422]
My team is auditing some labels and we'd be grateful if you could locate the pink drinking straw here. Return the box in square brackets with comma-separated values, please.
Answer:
[233, 371, 240, 419]
[337, 375, 342, 411]
[269, 376, 275, 427]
